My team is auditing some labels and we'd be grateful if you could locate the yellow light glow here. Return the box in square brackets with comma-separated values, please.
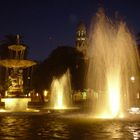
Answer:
[26, 108, 40, 112]
[54, 91, 66, 109]
[108, 88, 120, 117]
[1, 98, 31, 111]
[54, 94, 63, 109]
[130, 76, 135, 81]
[44, 90, 48, 97]
[94, 74, 123, 119]
[95, 114, 113, 119]
[50, 70, 71, 110]
[5, 91, 8, 97]
[0, 109, 6, 112]
[107, 69, 122, 118]
[95, 111, 124, 119]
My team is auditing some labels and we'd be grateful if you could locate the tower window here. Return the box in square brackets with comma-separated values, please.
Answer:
[81, 31, 84, 36]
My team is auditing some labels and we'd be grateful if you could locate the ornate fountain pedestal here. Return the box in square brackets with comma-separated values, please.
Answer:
[0, 35, 36, 111]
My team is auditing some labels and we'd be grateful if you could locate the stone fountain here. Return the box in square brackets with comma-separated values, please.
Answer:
[0, 35, 36, 111]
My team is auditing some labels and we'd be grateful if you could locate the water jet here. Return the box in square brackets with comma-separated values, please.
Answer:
[87, 9, 140, 119]
[47, 70, 79, 111]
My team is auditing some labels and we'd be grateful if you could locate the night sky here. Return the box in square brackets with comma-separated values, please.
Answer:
[0, 0, 140, 61]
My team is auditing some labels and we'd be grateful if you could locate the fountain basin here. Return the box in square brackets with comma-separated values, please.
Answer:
[1, 97, 31, 111]
[44, 106, 79, 110]
[0, 59, 36, 68]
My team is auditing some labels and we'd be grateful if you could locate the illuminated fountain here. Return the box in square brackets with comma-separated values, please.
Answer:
[49, 70, 72, 110]
[0, 35, 36, 112]
[87, 9, 140, 118]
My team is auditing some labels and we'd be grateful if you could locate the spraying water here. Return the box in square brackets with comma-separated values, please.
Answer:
[50, 70, 72, 109]
[87, 9, 140, 118]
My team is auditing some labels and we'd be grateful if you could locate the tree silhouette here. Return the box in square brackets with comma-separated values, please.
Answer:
[33, 46, 86, 93]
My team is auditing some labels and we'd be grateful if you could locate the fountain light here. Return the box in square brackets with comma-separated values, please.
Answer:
[43, 90, 48, 97]
[128, 107, 140, 114]
[107, 75, 122, 118]
[1, 98, 31, 111]
[26, 108, 40, 112]
[137, 93, 140, 99]
[0, 109, 6, 112]
[54, 93, 65, 109]
[130, 76, 135, 82]
[5, 91, 8, 97]
[50, 70, 72, 110]
[87, 9, 140, 118]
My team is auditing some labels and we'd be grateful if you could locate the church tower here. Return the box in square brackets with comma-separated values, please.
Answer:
[75, 21, 88, 57]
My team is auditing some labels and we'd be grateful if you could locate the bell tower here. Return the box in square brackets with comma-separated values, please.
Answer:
[75, 21, 87, 56]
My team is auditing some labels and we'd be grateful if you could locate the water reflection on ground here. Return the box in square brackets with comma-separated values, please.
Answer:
[0, 112, 140, 139]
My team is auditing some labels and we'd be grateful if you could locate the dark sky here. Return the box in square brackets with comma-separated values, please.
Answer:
[0, 0, 140, 61]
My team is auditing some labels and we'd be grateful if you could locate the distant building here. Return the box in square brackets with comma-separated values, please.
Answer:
[75, 21, 88, 58]
[75, 21, 89, 89]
